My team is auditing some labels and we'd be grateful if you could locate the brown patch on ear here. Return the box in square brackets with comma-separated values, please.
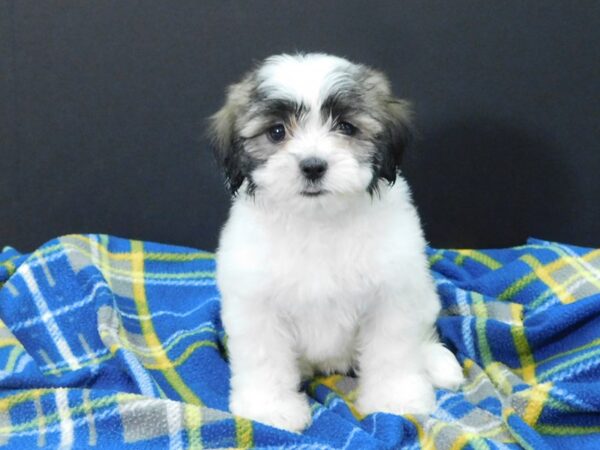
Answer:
[379, 98, 413, 183]
[360, 67, 414, 186]
[207, 74, 256, 194]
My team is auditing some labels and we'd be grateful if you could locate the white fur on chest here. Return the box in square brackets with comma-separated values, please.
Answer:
[216, 181, 430, 373]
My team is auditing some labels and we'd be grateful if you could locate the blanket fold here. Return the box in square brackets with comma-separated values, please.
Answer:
[0, 234, 599, 449]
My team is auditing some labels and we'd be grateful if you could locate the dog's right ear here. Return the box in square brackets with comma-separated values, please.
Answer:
[208, 78, 253, 194]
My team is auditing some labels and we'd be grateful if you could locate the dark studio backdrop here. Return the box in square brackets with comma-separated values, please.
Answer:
[1, 1, 599, 253]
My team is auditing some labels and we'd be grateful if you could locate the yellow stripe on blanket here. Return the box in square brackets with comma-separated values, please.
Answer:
[130, 241, 202, 405]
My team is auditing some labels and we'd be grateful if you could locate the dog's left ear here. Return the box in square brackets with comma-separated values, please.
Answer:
[207, 76, 254, 194]
[378, 98, 413, 184]
[364, 69, 414, 185]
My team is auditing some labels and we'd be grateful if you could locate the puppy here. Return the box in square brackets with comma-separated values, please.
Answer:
[209, 53, 463, 432]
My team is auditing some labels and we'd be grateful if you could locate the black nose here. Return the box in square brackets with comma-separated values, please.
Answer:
[300, 157, 328, 181]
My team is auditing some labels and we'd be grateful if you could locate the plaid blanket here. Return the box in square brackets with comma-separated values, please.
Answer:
[0, 234, 599, 449]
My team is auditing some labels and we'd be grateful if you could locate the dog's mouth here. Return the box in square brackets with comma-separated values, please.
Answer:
[301, 187, 328, 197]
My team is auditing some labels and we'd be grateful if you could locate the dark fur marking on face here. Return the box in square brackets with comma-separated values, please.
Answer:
[319, 74, 413, 194]
[260, 98, 307, 122]
[209, 54, 413, 197]
[320, 89, 363, 124]
[208, 72, 275, 195]
[345, 66, 414, 191]
[218, 136, 263, 194]
[240, 93, 309, 139]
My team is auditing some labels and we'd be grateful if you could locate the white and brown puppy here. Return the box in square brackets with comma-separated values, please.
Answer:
[209, 53, 463, 432]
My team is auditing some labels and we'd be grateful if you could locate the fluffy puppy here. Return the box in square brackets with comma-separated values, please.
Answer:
[209, 53, 463, 432]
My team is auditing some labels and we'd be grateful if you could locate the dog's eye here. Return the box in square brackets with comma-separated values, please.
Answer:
[267, 124, 286, 143]
[336, 121, 357, 136]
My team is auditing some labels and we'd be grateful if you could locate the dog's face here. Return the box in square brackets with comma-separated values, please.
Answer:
[209, 53, 412, 207]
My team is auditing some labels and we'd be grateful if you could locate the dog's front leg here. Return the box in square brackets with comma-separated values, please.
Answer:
[225, 306, 311, 432]
[355, 295, 438, 417]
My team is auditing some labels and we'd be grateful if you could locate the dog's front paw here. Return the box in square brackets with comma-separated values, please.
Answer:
[425, 343, 465, 390]
[230, 389, 311, 433]
[356, 374, 436, 417]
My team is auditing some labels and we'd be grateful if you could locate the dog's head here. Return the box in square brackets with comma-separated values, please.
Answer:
[209, 53, 412, 207]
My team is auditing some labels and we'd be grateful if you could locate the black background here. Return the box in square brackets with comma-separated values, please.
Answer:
[1, 1, 599, 252]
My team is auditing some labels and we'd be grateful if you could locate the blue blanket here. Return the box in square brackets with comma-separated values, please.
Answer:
[0, 234, 599, 449]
